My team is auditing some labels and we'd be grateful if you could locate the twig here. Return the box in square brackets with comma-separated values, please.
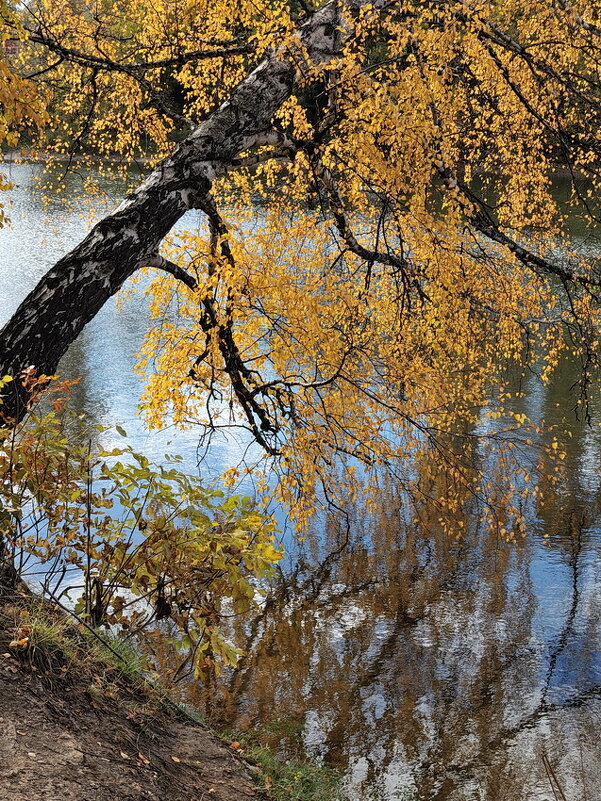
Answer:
[542, 753, 569, 801]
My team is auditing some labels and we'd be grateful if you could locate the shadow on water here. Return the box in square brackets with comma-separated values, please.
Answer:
[3, 164, 601, 799]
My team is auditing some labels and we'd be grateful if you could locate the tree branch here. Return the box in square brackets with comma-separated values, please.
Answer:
[27, 28, 255, 73]
[0, 0, 350, 423]
[143, 254, 198, 291]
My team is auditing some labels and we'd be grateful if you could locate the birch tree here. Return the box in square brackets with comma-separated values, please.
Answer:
[2, 0, 601, 525]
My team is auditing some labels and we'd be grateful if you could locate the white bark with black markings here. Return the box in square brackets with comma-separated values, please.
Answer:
[0, 0, 345, 421]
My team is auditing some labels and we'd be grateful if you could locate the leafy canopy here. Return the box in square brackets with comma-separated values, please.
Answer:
[3, 0, 601, 528]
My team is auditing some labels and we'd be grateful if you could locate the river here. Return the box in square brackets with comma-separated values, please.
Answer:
[2, 161, 601, 800]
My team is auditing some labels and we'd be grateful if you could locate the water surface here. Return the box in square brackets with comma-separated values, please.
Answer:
[2, 162, 601, 800]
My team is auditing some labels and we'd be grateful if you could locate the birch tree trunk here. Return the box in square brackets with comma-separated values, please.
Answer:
[0, 1, 342, 422]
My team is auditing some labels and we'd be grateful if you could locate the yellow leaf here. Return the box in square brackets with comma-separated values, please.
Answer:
[9, 637, 29, 649]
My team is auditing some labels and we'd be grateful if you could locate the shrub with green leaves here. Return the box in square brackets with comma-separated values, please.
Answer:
[0, 379, 282, 677]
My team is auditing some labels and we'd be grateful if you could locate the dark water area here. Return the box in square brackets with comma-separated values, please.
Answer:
[2, 162, 601, 799]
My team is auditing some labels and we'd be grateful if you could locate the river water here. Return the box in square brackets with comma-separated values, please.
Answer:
[2, 161, 601, 800]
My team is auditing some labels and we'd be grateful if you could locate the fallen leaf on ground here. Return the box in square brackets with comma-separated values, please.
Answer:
[9, 637, 29, 648]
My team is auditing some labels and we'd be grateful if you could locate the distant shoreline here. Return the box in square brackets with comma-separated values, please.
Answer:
[1, 148, 154, 168]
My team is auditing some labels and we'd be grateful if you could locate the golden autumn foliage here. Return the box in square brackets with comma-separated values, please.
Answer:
[0, 1, 48, 223]
[2, 0, 601, 532]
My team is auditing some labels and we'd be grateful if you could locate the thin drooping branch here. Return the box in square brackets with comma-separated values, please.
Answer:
[17, 27, 256, 127]
[26, 29, 256, 73]
[196, 194, 283, 453]
[0, 0, 347, 423]
[554, 0, 601, 38]
[310, 152, 414, 275]
[144, 254, 198, 291]
[436, 160, 601, 294]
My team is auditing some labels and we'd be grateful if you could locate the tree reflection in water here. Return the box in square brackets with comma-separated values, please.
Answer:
[4, 165, 601, 800]
[194, 411, 601, 801]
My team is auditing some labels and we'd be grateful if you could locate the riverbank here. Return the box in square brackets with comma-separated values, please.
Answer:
[0, 581, 338, 801]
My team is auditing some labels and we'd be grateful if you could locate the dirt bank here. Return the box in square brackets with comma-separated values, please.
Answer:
[0, 591, 261, 801]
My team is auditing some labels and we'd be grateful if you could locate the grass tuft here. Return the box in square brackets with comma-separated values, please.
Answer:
[224, 722, 343, 801]
[249, 745, 342, 801]
[84, 629, 148, 686]
[23, 615, 74, 673]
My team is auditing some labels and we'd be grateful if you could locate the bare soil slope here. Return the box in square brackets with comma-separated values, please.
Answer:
[0, 595, 260, 801]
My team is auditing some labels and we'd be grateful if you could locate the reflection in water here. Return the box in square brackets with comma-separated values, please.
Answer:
[201, 358, 601, 800]
[2, 164, 601, 799]
[211, 486, 601, 800]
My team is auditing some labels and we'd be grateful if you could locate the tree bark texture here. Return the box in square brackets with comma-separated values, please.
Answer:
[0, 1, 344, 421]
